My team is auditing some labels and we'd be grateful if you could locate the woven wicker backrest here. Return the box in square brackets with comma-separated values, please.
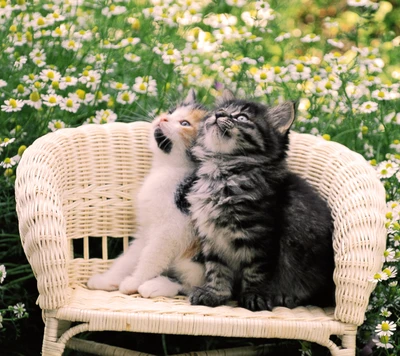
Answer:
[15, 121, 386, 326]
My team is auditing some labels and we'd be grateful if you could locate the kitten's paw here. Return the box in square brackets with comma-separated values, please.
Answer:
[239, 292, 268, 311]
[138, 276, 181, 298]
[189, 287, 227, 307]
[265, 293, 299, 309]
[119, 276, 141, 295]
[87, 273, 119, 291]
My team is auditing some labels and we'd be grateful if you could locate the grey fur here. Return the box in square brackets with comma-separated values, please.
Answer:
[187, 97, 335, 311]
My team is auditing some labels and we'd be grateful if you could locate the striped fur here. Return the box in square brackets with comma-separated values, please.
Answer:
[187, 97, 335, 311]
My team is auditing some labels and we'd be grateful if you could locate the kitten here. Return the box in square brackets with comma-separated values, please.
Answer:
[87, 90, 206, 298]
[185, 90, 335, 311]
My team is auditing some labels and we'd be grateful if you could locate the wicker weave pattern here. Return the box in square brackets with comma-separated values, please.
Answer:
[15, 122, 387, 355]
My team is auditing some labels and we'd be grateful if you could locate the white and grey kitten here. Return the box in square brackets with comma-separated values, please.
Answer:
[87, 90, 206, 298]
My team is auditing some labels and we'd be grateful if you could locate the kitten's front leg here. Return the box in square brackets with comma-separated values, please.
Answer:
[189, 253, 233, 307]
[239, 262, 269, 311]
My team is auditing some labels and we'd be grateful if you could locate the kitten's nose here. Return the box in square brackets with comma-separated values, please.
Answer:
[215, 111, 229, 119]
[160, 116, 168, 122]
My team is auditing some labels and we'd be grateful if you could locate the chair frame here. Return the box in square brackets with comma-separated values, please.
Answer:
[15, 122, 387, 356]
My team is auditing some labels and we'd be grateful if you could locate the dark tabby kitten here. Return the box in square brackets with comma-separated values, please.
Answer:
[184, 90, 335, 311]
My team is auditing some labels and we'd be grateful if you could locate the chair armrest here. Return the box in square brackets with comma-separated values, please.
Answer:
[15, 133, 69, 310]
[288, 132, 387, 326]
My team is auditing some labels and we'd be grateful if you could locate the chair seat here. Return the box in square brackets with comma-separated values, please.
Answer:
[56, 285, 349, 343]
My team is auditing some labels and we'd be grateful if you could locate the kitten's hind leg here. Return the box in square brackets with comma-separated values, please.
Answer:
[87, 237, 145, 291]
[138, 276, 182, 298]
[119, 230, 180, 294]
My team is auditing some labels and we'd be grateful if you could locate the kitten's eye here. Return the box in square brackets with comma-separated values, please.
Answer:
[235, 115, 249, 122]
[180, 120, 191, 126]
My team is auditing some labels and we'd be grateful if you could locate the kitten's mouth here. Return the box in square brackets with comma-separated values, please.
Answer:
[154, 127, 173, 153]
[215, 116, 234, 138]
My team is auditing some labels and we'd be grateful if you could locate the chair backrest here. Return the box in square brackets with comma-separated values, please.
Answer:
[288, 132, 387, 325]
[15, 122, 386, 325]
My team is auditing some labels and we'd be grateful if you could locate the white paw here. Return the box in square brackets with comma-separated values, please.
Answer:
[138, 276, 181, 298]
[87, 273, 119, 291]
[119, 276, 141, 295]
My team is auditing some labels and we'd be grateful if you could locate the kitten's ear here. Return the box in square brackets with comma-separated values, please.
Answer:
[216, 89, 236, 105]
[183, 88, 197, 105]
[268, 101, 297, 134]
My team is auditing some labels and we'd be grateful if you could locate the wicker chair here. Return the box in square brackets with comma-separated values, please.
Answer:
[15, 121, 387, 356]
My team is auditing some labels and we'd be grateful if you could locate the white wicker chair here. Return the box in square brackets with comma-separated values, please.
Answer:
[15, 121, 387, 356]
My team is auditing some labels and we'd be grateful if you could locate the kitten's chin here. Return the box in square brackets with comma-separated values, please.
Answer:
[202, 128, 237, 154]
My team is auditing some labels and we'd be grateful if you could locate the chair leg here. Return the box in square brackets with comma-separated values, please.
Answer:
[42, 317, 71, 356]
[328, 333, 356, 356]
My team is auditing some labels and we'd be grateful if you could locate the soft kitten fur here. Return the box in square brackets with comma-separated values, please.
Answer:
[185, 90, 335, 311]
[87, 90, 206, 298]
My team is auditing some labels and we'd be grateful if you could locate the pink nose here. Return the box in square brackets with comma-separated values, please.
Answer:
[160, 116, 168, 122]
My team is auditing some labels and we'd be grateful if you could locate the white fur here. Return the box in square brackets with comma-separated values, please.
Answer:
[138, 276, 182, 298]
[87, 106, 205, 296]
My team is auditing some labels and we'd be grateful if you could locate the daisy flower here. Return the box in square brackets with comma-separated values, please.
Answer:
[21, 73, 38, 84]
[12, 303, 27, 319]
[380, 308, 392, 318]
[102, 5, 127, 17]
[375, 320, 396, 337]
[301, 34, 320, 43]
[116, 91, 136, 105]
[327, 39, 344, 49]
[48, 119, 66, 132]
[383, 248, 396, 262]
[52, 25, 69, 38]
[0, 138, 16, 147]
[133, 76, 157, 96]
[120, 37, 140, 47]
[42, 93, 62, 107]
[13, 84, 30, 97]
[359, 101, 378, 114]
[59, 97, 80, 113]
[372, 89, 390, 101]
[40, 69, 61, 83]
[382, 266, 397, 279]
[253, 68, 275, 84]
[70, 90, 95, 105]
[124, 53, 141, 63]
[109, 81, 129, 90]
[226, 0, 247, 6]
[288, 63, 312, 81]
[369, 271, 389, 283]
[161, 48, 182, 65]
[0, 265, 6, 283]
[0, 79, 7, 88]
[94, 109, 117, 124]
[29, 48, 46, 62]
[1, 98, 24, 112]
[73, 30, 93, 41]
[373, 335, 394, 349]
[78, 70, 102, 90]
[377, 161, 399, 179]
[61, 39, 83, 52]
[25, 91, 42, 109]
[60, 75, 78, 89]
[14, 56, 28, 70]
[0, 157, 17, 168]
[348, 0, 370, 6]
